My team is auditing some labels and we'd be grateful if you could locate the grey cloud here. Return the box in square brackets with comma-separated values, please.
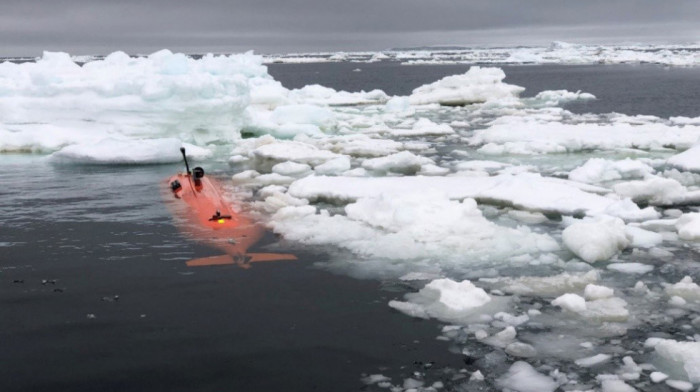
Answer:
[1, 0, 698, 56]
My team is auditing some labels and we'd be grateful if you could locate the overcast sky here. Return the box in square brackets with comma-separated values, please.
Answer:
[1, 0, 699, 56]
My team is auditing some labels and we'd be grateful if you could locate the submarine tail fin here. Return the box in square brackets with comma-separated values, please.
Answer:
[186, 254, 235, 267]
[247, 253, 298, 263]
[185, 253, 297, 267]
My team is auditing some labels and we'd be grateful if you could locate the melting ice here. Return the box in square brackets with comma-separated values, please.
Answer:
[2, 49, 700, 391]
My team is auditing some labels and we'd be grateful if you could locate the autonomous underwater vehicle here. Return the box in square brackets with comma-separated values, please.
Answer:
[165, 148, 297, 268]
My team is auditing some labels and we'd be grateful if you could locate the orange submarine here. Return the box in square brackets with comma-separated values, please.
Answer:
[165, 147, 296, 268]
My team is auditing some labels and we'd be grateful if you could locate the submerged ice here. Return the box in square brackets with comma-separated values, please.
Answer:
[3, 49, 700, 391]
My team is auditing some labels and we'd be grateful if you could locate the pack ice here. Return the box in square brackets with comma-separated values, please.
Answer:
[4, 50, 700, 391]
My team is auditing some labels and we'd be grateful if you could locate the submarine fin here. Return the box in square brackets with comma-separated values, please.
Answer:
[186, 254, 235, 267]
[247, 253, 298, 263]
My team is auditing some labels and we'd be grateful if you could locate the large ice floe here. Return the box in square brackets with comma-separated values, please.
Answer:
[3, 49, 700, 391]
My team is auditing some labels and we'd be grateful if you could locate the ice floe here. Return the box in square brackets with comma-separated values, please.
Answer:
[408, 67, 524, 106]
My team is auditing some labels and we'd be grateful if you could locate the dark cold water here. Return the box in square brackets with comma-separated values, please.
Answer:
[1, 62, 699, 391]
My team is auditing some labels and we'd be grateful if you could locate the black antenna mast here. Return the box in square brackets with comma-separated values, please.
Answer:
[180, 147, 191, 174]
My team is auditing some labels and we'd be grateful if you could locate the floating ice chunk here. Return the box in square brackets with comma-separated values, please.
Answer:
[483, 326, 517, 348]
[409, 67, 524, 106]
[613, 177, 691, 205]
[569, 158, 653, 184]
[667, 144, 700, 172]
[384, 96, 412, 113]
[584, 284, 614, 300]
[675, 213, 700, 241]
[481, 270, 599, 297]
[402, 378, 424, 389]
[388, 279, 493, 324]
[552, 293, 587, 313]
[666, 276, 700, 303]
[496, 361, 558, 392]
[624, 226, 663, 248]
[505, 342, 538, 358]
[361, 151, 433, 174]
[607, 263, 654, 274]
[418, 164, 450, 176]
[526, 89, 596, 107]
[552, 293, 629, 321]
[49, 138, 211, 164]
[314, 156, 351, 176]
[584, 297, 630, 322]
[645, 338, 700, 383]
[507, 210, 549, 224]
[289, 84, 388, 106]
[389, 118, 454, 136]
[601, 379, 638, 392]
[361, 374, 391, 384]
[271, 161, 312, 177]
[253, 141, 341, 166]
[650, 372, 669, 383]
[575, 353, 612, 367]
[562, 217, 630, 263]
[665, 379, 693, 391]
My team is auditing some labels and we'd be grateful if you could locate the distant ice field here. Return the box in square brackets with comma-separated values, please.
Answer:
[2, 49, 700, 391]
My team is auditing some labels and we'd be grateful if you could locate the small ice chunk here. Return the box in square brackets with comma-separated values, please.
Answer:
[508, 210, 549, 224]
[669, 296, 687, 306]
[389, 278, 492, 323]
[646, 338, 700, 383]
[362, 151, 432, 174]
[403, 378, 423, 389]
[675, 212, 700, 241]
[552, 293, 587, 313]
[314, 156, 351, 176]
[650, 371, 669, 383]
[667, 144, 700, 172]
[484, 326, 517, 348]
[665, 379, 693, 391]
[496, 361, 558, 392]
[607, 263, 654, 274]
[666, 276, 700, 303]
[362, 374, 391, 384]
[271, 161, 312, 177]
[505, 342, 538, 358]
[569, 158, 653, 184]
[575, 353, 612, 367]
[624, 226, 663, 248]
[601, 379, 638, 392]
[562, 217, 630, 263]
[584, 284, 614, 300]
[470, 370, 484, 381]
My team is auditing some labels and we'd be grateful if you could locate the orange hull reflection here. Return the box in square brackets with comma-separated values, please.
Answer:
[165, 172, 296, 268]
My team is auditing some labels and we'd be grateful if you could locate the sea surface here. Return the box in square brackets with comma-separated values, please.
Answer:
[2, 62, 699, 391]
